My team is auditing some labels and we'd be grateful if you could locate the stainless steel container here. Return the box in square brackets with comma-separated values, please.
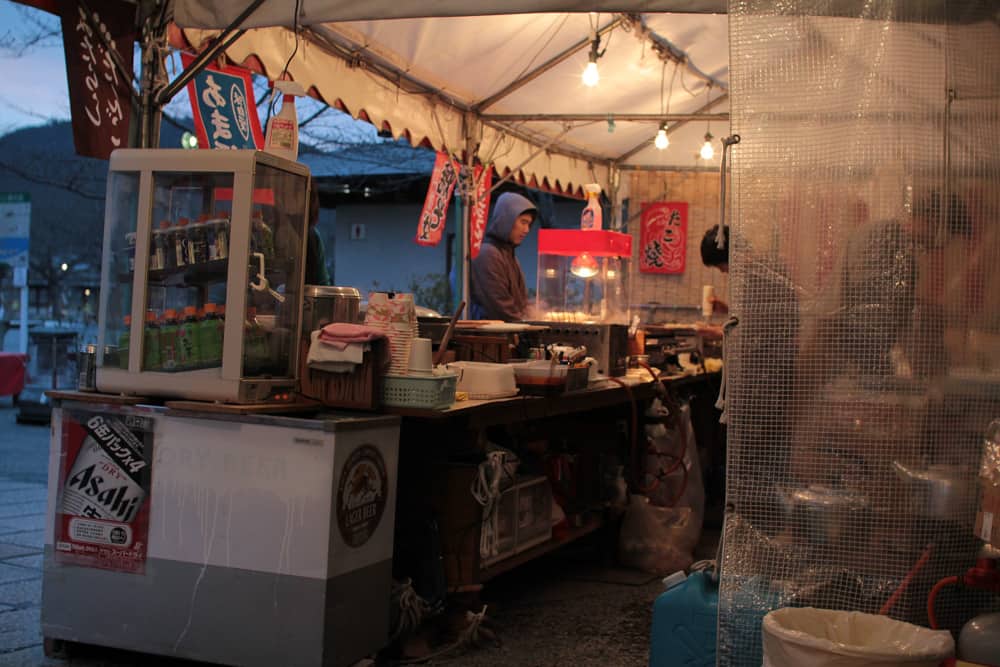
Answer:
[301, 285, 361, 333]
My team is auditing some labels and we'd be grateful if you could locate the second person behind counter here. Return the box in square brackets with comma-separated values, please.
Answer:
[470, 192, 538, 321]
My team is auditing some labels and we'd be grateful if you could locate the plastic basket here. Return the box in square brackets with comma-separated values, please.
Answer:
[381, 372, 457, 410]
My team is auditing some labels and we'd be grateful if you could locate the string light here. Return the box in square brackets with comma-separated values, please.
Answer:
[582, 14, 604, 88]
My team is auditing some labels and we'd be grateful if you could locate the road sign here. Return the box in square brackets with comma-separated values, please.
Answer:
[0, 192, 30, 269]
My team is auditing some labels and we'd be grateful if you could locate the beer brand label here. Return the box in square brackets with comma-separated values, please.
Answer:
[336, 445, 388, 548]
[55, 410, 155, 574]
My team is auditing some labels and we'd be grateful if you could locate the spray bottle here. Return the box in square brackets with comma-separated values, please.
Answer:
[581, 183, 602, 230]
[264, 81, 307, 161]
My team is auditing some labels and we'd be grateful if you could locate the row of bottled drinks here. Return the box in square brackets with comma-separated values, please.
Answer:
[125, 210, 276, 273]
[112, 304, 272, 373]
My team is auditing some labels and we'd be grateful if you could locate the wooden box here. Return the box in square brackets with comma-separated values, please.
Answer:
[298, 337, 389, 410]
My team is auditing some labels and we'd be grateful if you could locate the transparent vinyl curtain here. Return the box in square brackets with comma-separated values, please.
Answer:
[718, 2, 1000, 665]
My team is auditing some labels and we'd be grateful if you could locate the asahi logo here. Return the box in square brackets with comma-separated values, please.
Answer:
[336, 445, 387, 548]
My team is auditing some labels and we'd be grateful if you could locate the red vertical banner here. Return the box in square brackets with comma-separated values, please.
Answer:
[59, 0, 135, 159]
[54, 409, 155, 574]
[469, 165, 493, 259]
[415, 152, 459, 247]
[639, 202, 688, 274]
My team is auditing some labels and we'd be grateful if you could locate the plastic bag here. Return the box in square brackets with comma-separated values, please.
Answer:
[618, 494, 697, 575]
[762, 607, 954, 667]
[644, 400, 705, 528]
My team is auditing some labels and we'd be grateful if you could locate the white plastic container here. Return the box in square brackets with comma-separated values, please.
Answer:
[265, 85, 300, 161]
[581, 183, 602, 230]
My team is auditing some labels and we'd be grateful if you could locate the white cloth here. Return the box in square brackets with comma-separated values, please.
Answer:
[308, 330, 368, 368]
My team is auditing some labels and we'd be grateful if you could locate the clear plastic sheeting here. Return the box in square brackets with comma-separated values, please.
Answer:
[719, 1, 1000, 665]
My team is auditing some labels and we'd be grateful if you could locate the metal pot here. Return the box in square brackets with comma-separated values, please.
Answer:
[301, 285, 361, 333]
[779, 486, 869, 546]
[892, 461, 974, 520]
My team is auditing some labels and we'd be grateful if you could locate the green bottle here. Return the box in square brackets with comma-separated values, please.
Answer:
[143, 311, 161, 371]
[117, 315, 131, 370]
[159, 309, 179, 371]
[178, 306, 202, 369]
[198, 303, 222, 368]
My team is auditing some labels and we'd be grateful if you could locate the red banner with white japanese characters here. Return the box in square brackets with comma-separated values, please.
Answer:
[59, 0, 135, 159]
[415, 152, 460, 246]
[181, 53, 265, 150]
[54, 409, 155, 574]
[639, 202, 688, 274]
[469, 165, 493, 259]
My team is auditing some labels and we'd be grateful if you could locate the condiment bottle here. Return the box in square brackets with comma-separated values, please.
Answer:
[143, 310, 161, 371]
[117, 315, 130, 370]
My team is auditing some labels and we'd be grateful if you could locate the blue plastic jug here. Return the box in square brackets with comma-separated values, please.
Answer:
[649, 570, 719, 667]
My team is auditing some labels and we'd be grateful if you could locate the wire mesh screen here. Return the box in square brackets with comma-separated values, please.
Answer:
[718, 2, 1000, 665]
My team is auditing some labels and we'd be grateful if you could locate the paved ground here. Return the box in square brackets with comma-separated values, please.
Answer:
[0, 396, 716, 666]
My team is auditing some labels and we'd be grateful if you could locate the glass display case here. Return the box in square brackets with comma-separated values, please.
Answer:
[96, 149, 310, 402]
[535, 229, 632, 323]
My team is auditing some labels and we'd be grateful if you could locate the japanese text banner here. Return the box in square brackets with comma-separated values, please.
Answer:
[470, 165, 493, 259]
[415, 152, 459, 247]
[59, 0, 135, 159]
[182, 53, 264, 150]
[639, 202, 688, 274]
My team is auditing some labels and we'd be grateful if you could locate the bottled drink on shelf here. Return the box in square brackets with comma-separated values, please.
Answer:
[159, 309, 180, 371]
[174, 218, 190, 268]
[125, 232, 136, 272]
[188, 218, 208, 265]
[212, 212, 229, 260]
[198, 303, 223, 367]
[117, 315, 130, 369]
[251, 208, 274, 260]
[177, 306, 202, 369]
[143, 310, 161, 371]
[156, 220, 173, 270]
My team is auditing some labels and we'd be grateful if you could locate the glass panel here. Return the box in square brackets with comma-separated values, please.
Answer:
[536, 254, 628, 323]
[143, 171, 233, 373]
[100, 171, 139, 369]
[243, 163, 307, 378]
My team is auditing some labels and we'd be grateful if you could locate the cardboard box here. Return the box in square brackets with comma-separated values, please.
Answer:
[974, 484, 1000, 548]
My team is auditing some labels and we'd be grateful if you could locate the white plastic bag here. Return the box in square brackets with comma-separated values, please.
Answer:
[618, 494, 697, 575]
[762, 607, 954, 667]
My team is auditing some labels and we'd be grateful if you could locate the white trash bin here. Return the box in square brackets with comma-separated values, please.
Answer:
[762, 607, 954, 667]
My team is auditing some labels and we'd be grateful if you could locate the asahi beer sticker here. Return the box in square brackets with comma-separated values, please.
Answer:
[337, 445, 388, 548]
[55, 410, 154, 574]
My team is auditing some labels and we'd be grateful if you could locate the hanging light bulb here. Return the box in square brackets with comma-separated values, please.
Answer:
[700, 131, 715, 160]
[654, 123, 669, 150]
[570, 252, 599, 278]
[582, 54, 600, 87]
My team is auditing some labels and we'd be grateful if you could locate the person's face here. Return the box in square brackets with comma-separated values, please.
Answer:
[509, 213, 533, 246]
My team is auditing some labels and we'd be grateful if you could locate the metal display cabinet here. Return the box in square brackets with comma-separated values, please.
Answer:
[95, 149, 310, 403]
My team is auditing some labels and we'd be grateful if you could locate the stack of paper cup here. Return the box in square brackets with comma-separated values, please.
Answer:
[408, 338, 433, 375]
[702, 285, 715, 318]
[365, 292, 418, 373]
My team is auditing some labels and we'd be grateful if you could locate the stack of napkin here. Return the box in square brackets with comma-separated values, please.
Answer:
[307, 323, 386, 373]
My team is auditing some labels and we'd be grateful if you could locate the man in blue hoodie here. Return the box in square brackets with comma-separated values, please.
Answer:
[471, 192, 538, 321]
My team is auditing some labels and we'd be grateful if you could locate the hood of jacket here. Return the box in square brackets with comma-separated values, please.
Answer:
[485, 192, 537, 245]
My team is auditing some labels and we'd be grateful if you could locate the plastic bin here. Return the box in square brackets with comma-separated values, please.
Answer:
[762, 607, 954, 667]
[649, 570, 718, 667]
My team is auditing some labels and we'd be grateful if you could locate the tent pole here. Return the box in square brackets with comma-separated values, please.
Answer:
[461, 114, 476, 319]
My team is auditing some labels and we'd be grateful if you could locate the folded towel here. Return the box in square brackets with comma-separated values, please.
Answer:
[317, 323, 386, 350]
[308, 331, 368, 366]
[308, 361, 357, 374]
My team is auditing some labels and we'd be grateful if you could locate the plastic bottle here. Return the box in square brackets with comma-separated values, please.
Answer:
[156, 220, 174, 269]
[188, 218, 208, 265]
[159, 309, 179, 371]
[265, 93, 299, 161]
[213, 211, 229, 260]
[125, 232, 137, 272]
[649, 570, 718, 667]
[143, 310, 161, 371]
[171, 220, 188, 268]
[177, 306, 202, 369]
[198, 303, 222, 368]
[117, 315, 130, 370]
[581, 183, 602, 230]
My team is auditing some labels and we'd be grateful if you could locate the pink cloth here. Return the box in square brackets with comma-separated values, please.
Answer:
[317, 322, 386, 350]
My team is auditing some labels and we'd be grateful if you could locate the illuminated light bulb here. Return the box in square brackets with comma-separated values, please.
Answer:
[570, 252, 599, 278]
[654, 127, 669, 150]
[606, 269, 617, 279]
[582, 60, 600, 87]
[700, 132, 715, 160]
[544, 267, 557, 278]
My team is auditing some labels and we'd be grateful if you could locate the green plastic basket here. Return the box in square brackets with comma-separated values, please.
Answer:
[381, 372, 457, 410]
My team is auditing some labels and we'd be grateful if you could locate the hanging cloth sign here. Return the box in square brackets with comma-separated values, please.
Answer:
[415, 152, 460, 246]
[639, 201, 688, 274]
[59, 0, 135, 159]
[181, 53, 265, 150]
[469, 165, 493, 259]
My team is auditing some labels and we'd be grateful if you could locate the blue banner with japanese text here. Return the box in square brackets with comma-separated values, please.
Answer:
[182, 54, 264, 150]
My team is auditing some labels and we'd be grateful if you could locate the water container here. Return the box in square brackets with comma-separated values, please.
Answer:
[649, 570, 718, 667]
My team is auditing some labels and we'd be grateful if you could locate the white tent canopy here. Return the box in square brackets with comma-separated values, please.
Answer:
[176, 4, 732, 196]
